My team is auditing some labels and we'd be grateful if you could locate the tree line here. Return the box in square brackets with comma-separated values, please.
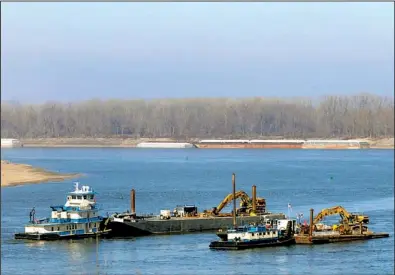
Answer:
[1, 94, 394, 139]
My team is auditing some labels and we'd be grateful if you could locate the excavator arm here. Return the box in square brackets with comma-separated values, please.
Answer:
[211, 190, 266, 215]
[313, 205, 369, 225]
[212, 191, 250, 215]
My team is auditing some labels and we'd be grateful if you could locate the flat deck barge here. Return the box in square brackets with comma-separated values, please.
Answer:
[295, 232, 390, 244]
[106, 213, 286, 237]
[105, 175, 286, 238]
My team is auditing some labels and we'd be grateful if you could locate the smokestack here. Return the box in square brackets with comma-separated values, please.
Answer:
[309, 208, 314, 237]
[252, 185, 257, 212]
[232, 173, 237, 228]
[131, 189, 136, 214]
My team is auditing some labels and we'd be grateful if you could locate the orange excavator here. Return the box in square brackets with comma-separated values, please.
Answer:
[209, 187, 266, 216]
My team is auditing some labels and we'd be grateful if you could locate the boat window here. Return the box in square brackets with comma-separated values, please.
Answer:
[77, 196, 82, 200]
[51, 227, 54, 231]
[72, 195, 76, 199]
[57, 227, 60, 231]
[252, 233, 254, 236]
[83, 195, 87, 199]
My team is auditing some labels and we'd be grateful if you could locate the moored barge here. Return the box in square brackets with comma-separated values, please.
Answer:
[195, 139, 305, 149]
[294, 208, 389, 244]
[105, 173, 286, 237]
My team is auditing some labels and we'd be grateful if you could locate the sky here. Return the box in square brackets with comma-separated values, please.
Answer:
[1, 3, 394, 103]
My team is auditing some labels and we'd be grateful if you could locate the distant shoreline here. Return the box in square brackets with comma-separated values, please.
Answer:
[9, 137, 394, 149]
[1, 160, 81, 187]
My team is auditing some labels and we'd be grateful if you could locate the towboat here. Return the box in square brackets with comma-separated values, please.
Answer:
[209, 218, 297, 250]
[14, 182, 111, 241]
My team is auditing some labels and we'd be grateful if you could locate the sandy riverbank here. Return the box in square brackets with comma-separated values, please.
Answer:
[1, 160, 80, 187]
[16, 137, 394, 148]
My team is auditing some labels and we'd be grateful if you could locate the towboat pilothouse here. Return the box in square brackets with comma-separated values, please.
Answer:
[15, 183, 111, 240]
[209, 218, 296, 250]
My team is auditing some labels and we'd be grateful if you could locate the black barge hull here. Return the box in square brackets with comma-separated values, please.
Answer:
[209, 237, 295, 250]
[106, 214, 286, 238]
[14, 230, 111, 241]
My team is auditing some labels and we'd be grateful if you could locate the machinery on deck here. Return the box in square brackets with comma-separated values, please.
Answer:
[313, 205, 369, 225]
[300, 206, 370, 235]
[209, 185, 266, 216]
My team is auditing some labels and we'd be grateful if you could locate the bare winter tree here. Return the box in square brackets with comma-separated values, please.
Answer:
[1, 94, 393, 139]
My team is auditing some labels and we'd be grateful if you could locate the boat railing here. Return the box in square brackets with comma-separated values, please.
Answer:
[30, 218, 50, 224]
[29, 216, 102, 224]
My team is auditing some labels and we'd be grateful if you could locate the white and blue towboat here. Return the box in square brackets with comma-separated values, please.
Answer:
[209, 218, 297, 250]
[15, 182, 111, 240]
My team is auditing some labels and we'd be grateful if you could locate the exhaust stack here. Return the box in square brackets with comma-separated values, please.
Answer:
[309, 208, 314, 237]
[131, 189, 136, 214]
[252, 185, 257, 212]
[232, 173, 237, 228]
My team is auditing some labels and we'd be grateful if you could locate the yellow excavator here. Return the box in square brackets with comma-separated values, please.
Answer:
[313, 205, 369, 234]
[209, 190, 266, 216]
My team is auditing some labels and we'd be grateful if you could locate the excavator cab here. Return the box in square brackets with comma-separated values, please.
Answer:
[351, 214, 369, 224]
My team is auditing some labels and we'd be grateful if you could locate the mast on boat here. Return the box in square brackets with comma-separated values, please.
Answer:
[232, 173, 237, 228]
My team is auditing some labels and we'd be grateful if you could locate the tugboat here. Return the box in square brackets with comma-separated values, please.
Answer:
[14, 182, 111, 240]
[209, 173, 296, 250]
[209, 218, 297, 250]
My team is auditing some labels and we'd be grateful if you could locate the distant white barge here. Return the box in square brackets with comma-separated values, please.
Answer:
[136, 142, 195, 149]
[1, 138, 23, 148]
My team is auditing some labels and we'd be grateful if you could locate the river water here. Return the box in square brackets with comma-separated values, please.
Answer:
[1, 148, 394, 275]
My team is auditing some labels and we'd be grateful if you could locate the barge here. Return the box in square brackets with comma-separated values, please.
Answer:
[15, 182, 110, 240]
[294, 208, 389, 244]
[105, 173, 286, 237]
[195, 140, 305, 149]
[302, 140, 370, 149]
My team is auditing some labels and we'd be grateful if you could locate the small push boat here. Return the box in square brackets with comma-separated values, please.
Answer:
[209, 218, 297, 250]
[15, 182, 111, 241]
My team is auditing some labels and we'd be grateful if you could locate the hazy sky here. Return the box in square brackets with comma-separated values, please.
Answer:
[2, 3, 394, 103]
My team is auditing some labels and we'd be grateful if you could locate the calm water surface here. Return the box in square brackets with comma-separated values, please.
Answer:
[1, 148, 394, 275]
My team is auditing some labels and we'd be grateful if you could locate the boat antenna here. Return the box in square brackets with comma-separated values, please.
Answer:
[232, 173, 237, 228]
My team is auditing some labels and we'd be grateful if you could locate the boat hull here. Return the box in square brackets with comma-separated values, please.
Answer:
[209, 237, 295, 250]
[106, 214, 286, 238]
[14, 230, 111, 241]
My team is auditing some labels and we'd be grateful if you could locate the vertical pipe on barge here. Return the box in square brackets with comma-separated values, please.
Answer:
[131, 189, 136, 214]
[309, 208, 314, 237]
[252, 185, 257, 212]
[232, 173, 237, 228]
